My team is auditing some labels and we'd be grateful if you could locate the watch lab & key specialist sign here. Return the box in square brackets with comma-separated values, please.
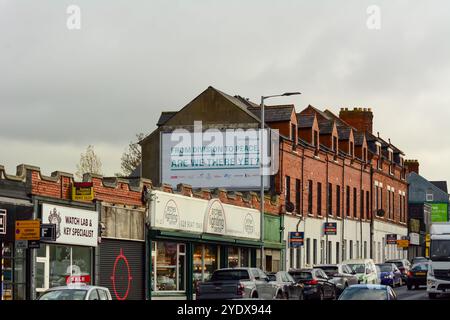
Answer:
[41, 203, 98, 247]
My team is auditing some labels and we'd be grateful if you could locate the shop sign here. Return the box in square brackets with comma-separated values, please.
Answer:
[0, 209, 6, 235]
[324, 222, 337, 235]
[15, 220, 40, 241]
[289, 232, 304, 248]
[41, 224, 57, 241]
[66, 275, 91, 284]
[28, 240, 40, 249]
[42, 204, 98, 247]
[409, 219, 420, 233]
[386, 234, 397, 244]
[397, 239, 409, 249]
[72, 182, 94, 201]
[409, 233, 420, 245]
[430, 203, 448, 222]
[152, 190, 260, 240]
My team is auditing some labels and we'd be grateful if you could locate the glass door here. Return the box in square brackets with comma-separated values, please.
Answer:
[36, 245, 50, 294]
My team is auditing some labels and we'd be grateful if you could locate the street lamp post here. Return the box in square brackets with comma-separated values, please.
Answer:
[260, 91, 301, 271]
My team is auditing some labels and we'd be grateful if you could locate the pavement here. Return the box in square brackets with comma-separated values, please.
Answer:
[394, 284, 450, 300]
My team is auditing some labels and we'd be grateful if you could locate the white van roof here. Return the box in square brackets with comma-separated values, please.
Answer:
[430, 223, 450, 235]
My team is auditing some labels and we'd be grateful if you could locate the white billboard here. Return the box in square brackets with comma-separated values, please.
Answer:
[151, 190, 260, 240]
[160, 124, 278, 190]
[42, 204, 99, 247]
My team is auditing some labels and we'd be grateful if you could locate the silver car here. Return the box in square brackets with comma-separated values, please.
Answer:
[37, 285, 112, 300]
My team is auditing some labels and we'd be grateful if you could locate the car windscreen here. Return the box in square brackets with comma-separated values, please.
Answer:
[348, 264, 365, 274]
[38, 289, 87, 300]
[317, 267, 338, 276]
[210, 270, 250, 281]
[339, 288, 387, 300]
[289, 271, 313, 281]
[266, 274, 277, 281]
[388, 261, 403, 268]
[411, 263, 429, 271]
[430, 240, 450, 261]
[377, 265, 393, 272]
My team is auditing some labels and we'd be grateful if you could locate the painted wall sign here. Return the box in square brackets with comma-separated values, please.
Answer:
[151, 190, 260, 240]
[42, 204, 98, 247]
[430, 203, 448, 222]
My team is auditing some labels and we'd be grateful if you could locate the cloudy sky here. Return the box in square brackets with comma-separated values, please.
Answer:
[1, 0, 450, 183]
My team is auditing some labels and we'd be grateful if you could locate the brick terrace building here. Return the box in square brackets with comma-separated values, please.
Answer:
[142, 87, 409, 270]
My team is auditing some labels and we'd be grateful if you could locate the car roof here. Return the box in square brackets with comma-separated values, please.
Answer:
[343, 259, 373, 264]
[347, 284, 388, 290]
[45, 285, 110, 291]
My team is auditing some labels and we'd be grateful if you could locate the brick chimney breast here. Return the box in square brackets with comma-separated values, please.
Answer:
[339, 107, 373, 134]
[405, 159, 419, 175]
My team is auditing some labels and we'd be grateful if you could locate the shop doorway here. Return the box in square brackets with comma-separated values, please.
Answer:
[265, 255, 272, 272]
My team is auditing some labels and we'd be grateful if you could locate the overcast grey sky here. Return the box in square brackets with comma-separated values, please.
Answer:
[1, 0, 450, 183]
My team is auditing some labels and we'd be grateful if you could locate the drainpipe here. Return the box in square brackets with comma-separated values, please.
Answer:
[325, 154, 329, 264]
[370, 166, 374, 261]
[360, 162, 363, 259]
[341, 157, 345, 261]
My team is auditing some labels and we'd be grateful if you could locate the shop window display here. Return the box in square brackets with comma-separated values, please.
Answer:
[193, 245, 218, 292]
[153, 242, 186, 292]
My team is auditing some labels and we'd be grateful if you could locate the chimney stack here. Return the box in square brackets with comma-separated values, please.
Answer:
[405, 159, 419, 175]
[339, 107, 374, 133]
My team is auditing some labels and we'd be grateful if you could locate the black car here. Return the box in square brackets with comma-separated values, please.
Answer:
[314, 264, 359, 295]
[266, 271, 304, 300]
[406, 262, 429, 290]
[289, 268, 337, 300]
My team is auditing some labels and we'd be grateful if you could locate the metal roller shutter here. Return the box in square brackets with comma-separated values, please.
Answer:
[99, 239, 145, 300]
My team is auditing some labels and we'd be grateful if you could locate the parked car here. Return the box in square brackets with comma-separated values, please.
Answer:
[406, 261, 429, 290]
[411, 257, 429, 265]
[266, 271, 304, 300]
[196, 268, 283, 300]
[376, 263, 403, 287]
[288, 268, 336, 300]
[385, 259, 411, 282]
[37, 285, 112, 300]
[342, 259, 379, 284]
[338, 284, 397, 300]
[314, 264, 358, 295]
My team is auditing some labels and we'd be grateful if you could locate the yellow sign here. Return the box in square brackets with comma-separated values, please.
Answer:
[397, 239, 409, 248]
[15, 220, 40, 240]
[72, 182, 94, 201]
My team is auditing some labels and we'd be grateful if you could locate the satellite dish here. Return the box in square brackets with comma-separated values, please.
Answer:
[286, 202, 295, 213]
[376, 209, 385, 217]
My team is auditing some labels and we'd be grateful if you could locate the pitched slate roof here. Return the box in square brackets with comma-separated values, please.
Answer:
[430, 181, 448, 194]
[337, 126, 352, 140]
[247, 105, 294, 123]
[354, 131, 366, 146]
[157, 112, 177, 126]
[318, 120, 334, 135]
[297, 115, 316, 128]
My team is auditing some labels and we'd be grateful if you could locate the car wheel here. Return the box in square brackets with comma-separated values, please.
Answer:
[276, 291, 284, 300]
[252, 292, 258, 299]
[428, 293, 438, 299]
[407, 284, 412, 290]
[415, 285, 419, 290]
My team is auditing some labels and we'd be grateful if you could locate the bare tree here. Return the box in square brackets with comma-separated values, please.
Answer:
[75, 145, 102, 180]
[120, 133, 145, 177]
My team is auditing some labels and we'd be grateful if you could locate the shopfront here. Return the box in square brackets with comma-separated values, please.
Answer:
[149, 190, 262, 300]
[257, 214, 284, 272]
[0, 201, 33, 300]
[99, 204, 146, 300]
[35, 203, 98, 297]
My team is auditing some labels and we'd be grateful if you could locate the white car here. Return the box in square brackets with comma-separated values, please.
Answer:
[37, 284, 112, 300]
[342, 259, 379, 284]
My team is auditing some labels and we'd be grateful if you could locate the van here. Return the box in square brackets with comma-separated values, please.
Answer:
[342, 259, 379, 284]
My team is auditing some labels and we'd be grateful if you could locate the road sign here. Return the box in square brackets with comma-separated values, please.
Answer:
[15, 240, 28, 249]
[289, 232, 304, 248]
[386, 234, 397, 244]
[15, 220, 41, 241]
[29, 240, 41, 249]
[397, 239, 409, 249]
[0, 209, 6, 235]
[324, 222, 337, 235]
[41, 224, 56, 241]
